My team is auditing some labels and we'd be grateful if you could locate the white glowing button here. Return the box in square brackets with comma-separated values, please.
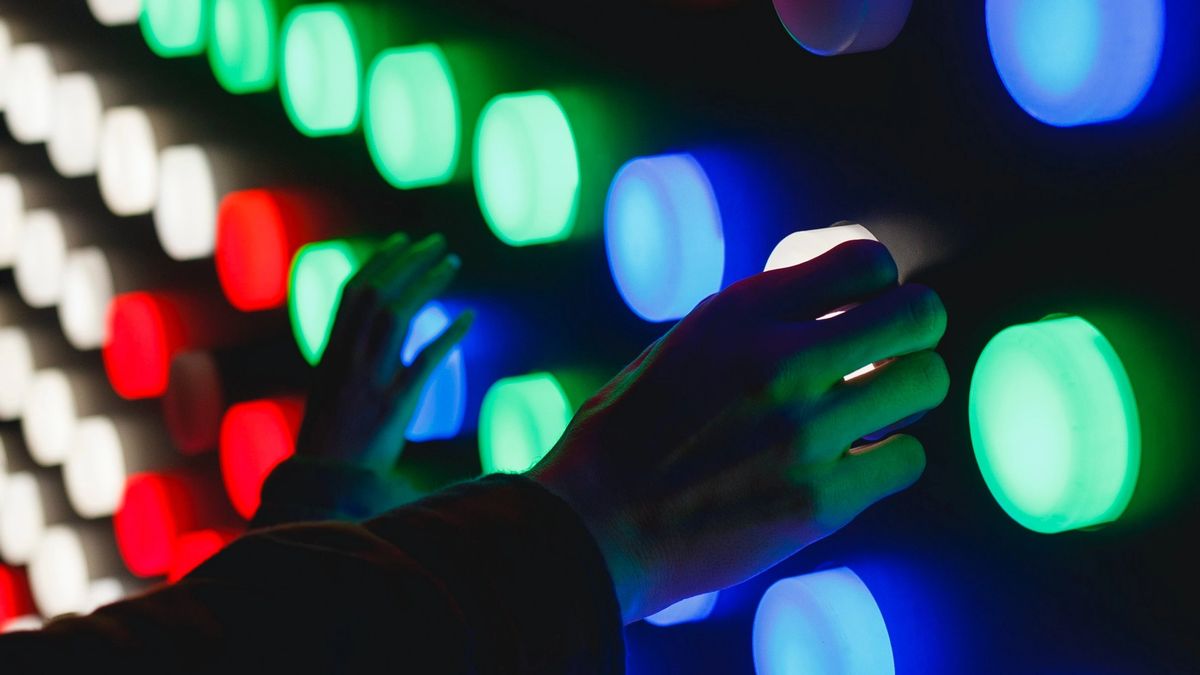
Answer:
[29, 526, 91, 618]
[154, 145, 219, 260]
[63, 417, 128, 518]
[0, 472, 48, 565]
[0, 328, 36, 421]
[88, 0, 144, 26]
[764, 224, 879, 272]
[645, 591, 720, 627]
[98, 107, 161, 216]
[58, 248, 116, 350]
[48, 73, 104, 177]
[21, 370, 78, 467]
[0, 174, 24, 267]
[13, 210, 69, 308]
[1, 615, 42, 633]
[86, 577, 132, 612]
[0, 21, 12, 109]
[4, 44, 56, 144]
[774, 0, 913, 56]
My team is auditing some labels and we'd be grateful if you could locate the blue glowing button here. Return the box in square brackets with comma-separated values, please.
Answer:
[644, 591, 719, 627]
[986, 0, 1165, 127]
[753, 567, 894, 675]
[401, 302, 467, 441]
[605, 154, 725, 323]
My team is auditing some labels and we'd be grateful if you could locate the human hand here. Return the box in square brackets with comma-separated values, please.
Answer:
[295, 233, 473, 473]
[528, 240, 948, 623]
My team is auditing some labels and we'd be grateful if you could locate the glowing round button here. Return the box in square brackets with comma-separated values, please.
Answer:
[401, 303, 467, 441]
[605, 153, 725, 323]
[764, 223, 878, 271]
[645, 592, 720, 627]
[474, 92, 580, 246]
[209, 0, 278, 94]
[773, 0, 913, 56]
[219, 397, 304, 520]
[969, 315, 1140, 533]
[985, 0, 1165, 127]
[141, 0, 208, 57]
[279, 4, 362, 137]
[479, 373, 571, 474]
[288, 238, 375, 365]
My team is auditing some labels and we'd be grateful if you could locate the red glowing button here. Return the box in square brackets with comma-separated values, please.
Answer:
[168, 528, 239, 583]
[103, 292, 187, 400]
[219, 397, 305, 520]
[114, 471, 234, 578]
[0, 565, 35, 623]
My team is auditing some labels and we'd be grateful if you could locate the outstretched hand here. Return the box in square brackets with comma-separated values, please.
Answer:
[529, 240, 948, 623]
[296, 232, 473, 473]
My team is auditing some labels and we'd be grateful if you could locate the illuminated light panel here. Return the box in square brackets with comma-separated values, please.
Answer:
[88, 0, 145, 26]
[645, 592, 720, 627]
[219, 397, 305, 519]
[0, 21, 11, 109]
[28, 525, 108, 619]
[985, 0, 1165, 127]
[155, 145, 220, 261]
[763, 223, 879, 271]
[58, 247, 116, 350]
[0, 565, 35, 624]
[21, 369, 83, 467]
[969, 315, 1140, 533]
[401, 302, 467, 441]
[474, 91, 580, 246]
[365, 45, 461, 189]
[288, 238, 375, 365]
[140, 0, 208, 58]
[47, 73, 104, 177]
[279, 4, 362, 137]
[0, 174, 26, 267]
[209, 0, 278, 94]
[216, 189, 331, 311]
[0, 328, 36, 420]
[63, 416, 137, 518]
[479, 373, 571, 474]
[162, 352, 225, 454]
[0, 472, 62, 565]
[1, 615, 42, 632]
[168, 528, 238, 582]
[773, 0, 913, 56]
[605, 153, 725, 322]
[98, 106, 161, 216]
[103, 292, 188, 400]
[13, 210, 69, 309]
[753, 567, 895, 675]
[4, 44, 56, 144]
[86, 577, 134, 613]
[115, 471, 220, 578]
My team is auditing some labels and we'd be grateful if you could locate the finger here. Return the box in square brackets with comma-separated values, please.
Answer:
[390, 310, 474, 398]
[815, 434, 926, 532]
[808, 350, 948, 454]
[352, 231, 411, 284]
[725, 240, 898, 322]
[368, 255, 462, 388]
[374, 233, 449, 303]
[799, 284, 947, 386]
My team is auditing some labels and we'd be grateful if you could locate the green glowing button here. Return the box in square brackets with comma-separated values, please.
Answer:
[474, 91, 580, 247]
[969, 315, 1140, 534]
[479, 373, 572, 474]
[209, 0, 278, 94]
[141, 0, 208, 58]
[288, 238, 376, 365]
[280, 4, 362, 137]
[365, 45, 461, 190]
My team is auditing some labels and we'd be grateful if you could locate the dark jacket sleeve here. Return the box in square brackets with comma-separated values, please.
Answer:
[0, 475, 626, 674]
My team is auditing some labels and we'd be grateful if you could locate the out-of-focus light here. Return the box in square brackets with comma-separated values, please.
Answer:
[64, 415, 166, 519]
[29, 525, 118, 619]
[288, 238, 375, 365]
[140, 0, 208, 57]
[985, 0, 1165, 127]
[753, 567, 895, 675]
[401, 302, 467, 441]
[0, 328, 37, 421]
[605, 153, 725, 322]
[162, 352, 225, 454]
[4, 44, 56, 144]
[365, 45, 460, 189]
[58, 247, 116, 350]
[0, 174, 48, 268]
[86, 576, 136, 613]
[47, 73, 104, 177]
[0, 472, 67, 565]
[168, 528, 238, 582]
[0, 565, 35, 624]
[98, 106, 162, 216]
[764, 224, 879, 271]
[474, 91, 580, 246]
[0, 614, 42, 632]
[219, 396, 304, 519]
[115, 470, 230, 578]
[0, 22, 12, 110]
[645, 591, 720, 627]
[155, 145, 220, 261]
[13, 210, 70, 309]
[88, 0, 145, 26]
[479, 373, 571, 474]
[969, 315, 1140, 533]
[209, 0, 278, 94]
[216, 189, 333, 311]
[279, 4, 362, 137]
[22, 369, 115, 467]
[773, 0, 913, 56]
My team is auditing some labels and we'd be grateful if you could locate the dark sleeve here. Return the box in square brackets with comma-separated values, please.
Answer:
[250, 455, 424, 527]
[0, 475, 626, 675]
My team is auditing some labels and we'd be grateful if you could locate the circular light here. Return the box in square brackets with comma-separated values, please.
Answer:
[88, 0, 144, 26]
[21, 370, 78, 467]
[279, 4, 362, 137]
[0, 328, 35, 421]
[209, 0, 278, 94]
[288, 238, 374, 365]
[402, 303, 467, 441]
[98, 106, 161, 216]
[605, 153, 725, 322]
[474, 91, 580, 246]
[0, 174, 27, 267]
[4, 44, 56, 144]
[773, 0, 913, 56]
[479, 373, 571, 474]
[47, 72, 104, 177]
[103, 292, 188, 400]
[0, 565, 35, 624]
[219, 397, 304, 519]
[985, 0, 1165, 127]
[1, 615, 42, 632]
[63, 416, 131, 518]
[86, 576, 135, 613]
[140, 0, 208, 57]
[0, 472, 52, 565]
[764, 223, 879, 271]
[154, 145, 219, 261]
[753, 567, 895, 675]
[13, 210, 68, 309]
[162, 352, 225, 454]
[969, 315, 1140, 533]
[365, 45, 461, 189]
[58, 247, 116, 350]
[645, 592, 720, 627]
[115, 472, 208, 577]
[0, 21, 12, 110]
[217, 189, 330, 311]
[168, 528, 237, 582]
[29, 525, 92, 618]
